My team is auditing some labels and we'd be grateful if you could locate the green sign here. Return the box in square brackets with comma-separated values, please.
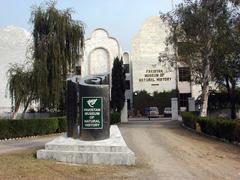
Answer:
[82, 97, 103, 129]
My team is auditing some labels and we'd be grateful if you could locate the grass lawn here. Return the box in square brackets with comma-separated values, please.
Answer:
[0, 147, 142, 180]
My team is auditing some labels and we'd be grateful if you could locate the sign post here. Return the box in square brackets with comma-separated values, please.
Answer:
[82, 97, 103, 129]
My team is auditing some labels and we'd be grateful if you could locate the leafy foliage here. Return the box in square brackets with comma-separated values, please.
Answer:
[7, 1, 85, 116]
[182, 112, 240, 142]
[110, 112, 121, 125]
[160, 0, 240, 117]
[7, 64, 36, 118]
[111, 57, 126, 112]
[0, 113, 120, 139]
[212, 3, 240, 119]
[208, 90, 240, 110]
[133, 90, 177, 115]
[0, 117, 66, 139]
[31, 1, 84, 109]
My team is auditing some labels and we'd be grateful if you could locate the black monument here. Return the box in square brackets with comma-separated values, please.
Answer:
[66, 74, 110, 141]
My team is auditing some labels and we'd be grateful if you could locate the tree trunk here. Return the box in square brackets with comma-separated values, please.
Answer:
[21, 96, 33, 119]
[225, 77, 237, 120]
[230, 93, 237, 120]
[12, 111, 18, 120]
[12, 99, 21, 119]
[200, 37, 213, 117]
[230, 81, 237, 120]
[200, 57, 211, 117]
[200, 80, 210, 117]
[22, 95, 33, 114]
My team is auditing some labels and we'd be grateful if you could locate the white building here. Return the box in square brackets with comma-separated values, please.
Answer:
[0, 16, 205, 113]
[131, 16, 203, 109]
[81, 28, 133, 109]
[0, 26, 31, 114]
[131, 16, 176, 93]
[81, 17, 202, 110]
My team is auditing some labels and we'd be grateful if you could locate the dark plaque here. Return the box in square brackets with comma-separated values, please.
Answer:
[82, 97, 103, 129]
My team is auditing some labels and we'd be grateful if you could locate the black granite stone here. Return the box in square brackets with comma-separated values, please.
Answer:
[66, 80, 78, 137]
[66, 74, 110, 141]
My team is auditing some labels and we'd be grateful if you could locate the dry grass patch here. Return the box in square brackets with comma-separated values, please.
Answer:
[0, 148, 143, 180]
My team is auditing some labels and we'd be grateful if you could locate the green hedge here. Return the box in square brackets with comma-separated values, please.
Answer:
[0, 117, 66, 140]
[110, 112, 121, 125]
[57, 117, 67, 132]
[0, 113, 122, 139]
[182, 112, 240, 143]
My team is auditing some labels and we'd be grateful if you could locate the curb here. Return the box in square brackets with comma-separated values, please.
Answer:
[0, 132, 65, 142]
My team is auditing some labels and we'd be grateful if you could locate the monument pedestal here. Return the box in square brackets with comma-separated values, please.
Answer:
[37, 125, 135, 165]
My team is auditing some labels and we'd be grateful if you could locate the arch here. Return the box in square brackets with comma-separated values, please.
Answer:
[91, 28, 109, 38]
[87, 28, 121, 57]
[88, 47, 110, 75]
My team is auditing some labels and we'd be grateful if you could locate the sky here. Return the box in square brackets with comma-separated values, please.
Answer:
[0, 0, 183, 51]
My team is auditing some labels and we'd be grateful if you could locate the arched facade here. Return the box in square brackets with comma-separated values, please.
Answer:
[88, 47, 110, 75]
[81, 28, 133, 110]
[82, 28, 122, 77]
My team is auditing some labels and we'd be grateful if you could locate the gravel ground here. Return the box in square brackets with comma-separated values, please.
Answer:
[119, 120, 240, 180]
[0, 120, 240, 180]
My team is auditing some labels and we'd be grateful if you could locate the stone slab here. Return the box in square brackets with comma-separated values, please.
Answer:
[37, 125, 135, 165]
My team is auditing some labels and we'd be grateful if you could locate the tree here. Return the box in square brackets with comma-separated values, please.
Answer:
[31, 1, 84, 110]
[111, 57, 126, 112]
[7, 1, 85, 118]
[160, 0, 237, 117]
[213, 5, 240, 119]
[7, 64, 36, 119]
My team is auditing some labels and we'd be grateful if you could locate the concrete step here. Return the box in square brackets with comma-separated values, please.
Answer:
[37, 149, 135, 165]
[45, 144, 129, 152]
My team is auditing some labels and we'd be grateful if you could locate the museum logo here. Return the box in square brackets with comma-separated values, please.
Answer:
[87, 99, 98, 108]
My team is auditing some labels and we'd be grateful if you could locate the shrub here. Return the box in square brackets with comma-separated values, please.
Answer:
[57, 117, 67, 132]
[110, 112, 121, 125]
[216, 120, 236, 142]
[203, 118, 217, 136]
[36, 118, 59, 135]
[182, 112, 239, 143]
[0, 114, 123, 139]
[234, 121, 240, 142]
[181, 112, 197, 129]
[197, 117, 207, 133]
[0, 120, 10, 139]
[0, 117, 66, 140]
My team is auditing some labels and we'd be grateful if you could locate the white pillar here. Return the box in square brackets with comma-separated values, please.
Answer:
[171, 98, 178, 120]
[121, 100, 128, 123]
[188, 97, 195, 112]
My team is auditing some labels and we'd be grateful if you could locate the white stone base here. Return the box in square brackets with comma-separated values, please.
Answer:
[37, 125, 135, 165]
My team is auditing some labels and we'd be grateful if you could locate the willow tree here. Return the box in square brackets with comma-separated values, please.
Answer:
[31, 2, 84, 110]
[8, 64, 36, 119]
